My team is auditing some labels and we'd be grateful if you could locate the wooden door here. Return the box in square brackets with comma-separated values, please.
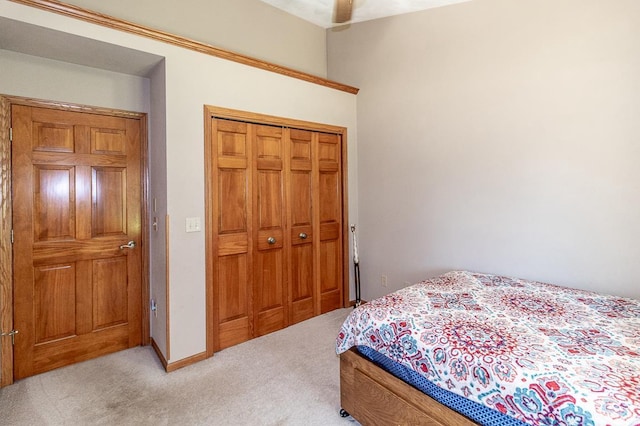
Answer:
[211, 118, 253, 351]
[288, 129, 316, 324]
[252, 124, 288, 336]
[317, 132, 343, 313]
[12, 105, 142, 379]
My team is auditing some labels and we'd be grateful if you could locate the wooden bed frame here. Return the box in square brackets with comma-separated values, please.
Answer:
[339, 348, 477, 425]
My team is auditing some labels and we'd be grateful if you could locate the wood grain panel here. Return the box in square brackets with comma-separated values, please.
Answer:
[209, 117, 253, 352]
[290, 172, 312, 226]
[255, 306, 285, 337]
[217, 233, 249, 256]
[256, 229, 284, 251]
[255, 250, 284, 311]
[318, 133, 340, 162]
[91, 127, 126, 154]
[290, 225, 313, 246]
[217, 252, 251, 350]
[34, 264, 76, 344]
[319, 173, 339, 223]
[12, 104, 143, 379]
[31, 152, 126, 167]
[256, 129, 282, 159]
[290, 129, 312, 163]
[31, 237, 135, 265]
[217, 254, 249, 324]
[92, 167, 126, 237]
[33, 165, 75, 241]
[320, 239, 341, 313]
[321, 240, 340, 293]
[32, 122, 74, 152]
[218, 317, 251, 350]
[0, 96, 12, 386]
[288, 128, 315, 324]
[320, 222, 340, 241]
[253, 124, 287, 337]
[218, 169, 247, 234]
[32, 325, 129, 375]
[290, 243, 314, 324]
[257, 171, 282, 228]
[217, 119, 247, 152]
[317, 132, 342, 314]
[291, 244, 313, 301]
[254, 238, 286, 336]
[92, 257, 128, 330]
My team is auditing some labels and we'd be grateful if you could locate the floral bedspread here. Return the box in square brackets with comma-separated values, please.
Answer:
[336, 271, 640, 426]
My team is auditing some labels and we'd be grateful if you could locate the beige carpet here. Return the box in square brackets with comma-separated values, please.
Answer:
[0, 308, 360, 425]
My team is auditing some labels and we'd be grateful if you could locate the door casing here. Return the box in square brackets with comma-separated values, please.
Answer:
[0, 95, 150, 387]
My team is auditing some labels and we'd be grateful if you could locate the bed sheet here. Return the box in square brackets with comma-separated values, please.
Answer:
[336, 271, 640, 425]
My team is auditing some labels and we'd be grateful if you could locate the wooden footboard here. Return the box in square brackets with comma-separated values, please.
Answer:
[340, 348, 477, 426]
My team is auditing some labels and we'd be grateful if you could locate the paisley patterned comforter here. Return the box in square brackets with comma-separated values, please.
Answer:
[336, 271, 640, 425]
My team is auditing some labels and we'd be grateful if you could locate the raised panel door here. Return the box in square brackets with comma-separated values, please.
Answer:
[211, 118, 252, 350]
[253, 124, 287, 336]
[288, 129, 315, 324]
[317, 132, 343, 313]
[207, 111, 346, 353]
[12, 105, 142, 379]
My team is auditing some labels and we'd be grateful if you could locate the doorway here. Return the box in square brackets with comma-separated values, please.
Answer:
[0, 96, 149, 384]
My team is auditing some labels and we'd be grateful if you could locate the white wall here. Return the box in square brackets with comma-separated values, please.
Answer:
[0, 49, 150, 113]
[328, 0, 640, 300]
[147, 60, 168, 358]
[0, 0, 357, 363]
[64, 0, 328, 77]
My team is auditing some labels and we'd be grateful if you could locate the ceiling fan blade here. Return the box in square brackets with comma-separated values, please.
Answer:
[334, 0, 353, 24]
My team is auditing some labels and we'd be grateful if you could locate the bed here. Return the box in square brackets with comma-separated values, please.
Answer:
[336, 271, 640, 425]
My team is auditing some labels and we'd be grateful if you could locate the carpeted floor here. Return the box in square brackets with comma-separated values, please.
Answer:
[0, 308, 360, 425]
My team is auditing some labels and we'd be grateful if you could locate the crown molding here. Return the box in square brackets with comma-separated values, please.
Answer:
[9, 0, 360, 95]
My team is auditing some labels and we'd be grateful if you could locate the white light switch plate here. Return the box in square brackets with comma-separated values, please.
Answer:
[185, 217, 201, 233]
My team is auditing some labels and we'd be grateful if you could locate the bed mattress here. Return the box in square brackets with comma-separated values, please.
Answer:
[337, 271, 640, 425]
[357, 345, 527, 425]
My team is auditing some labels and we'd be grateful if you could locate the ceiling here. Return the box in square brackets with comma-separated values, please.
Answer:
[259, 0, 471, 28]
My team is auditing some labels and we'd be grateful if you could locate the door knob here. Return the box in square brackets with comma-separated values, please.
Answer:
[299, 233, 308, 240]
[119, 240, 136, 250]
[267, 237, 276, 245]
[1, 330, 18, 344]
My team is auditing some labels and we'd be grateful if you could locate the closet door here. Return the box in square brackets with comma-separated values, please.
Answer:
[253, 124, 288, 336]
[288, 129, 315, 324]
[211, 119, 253, 351]
[207, 107, 347, 354]
[318, 132, 343, 313]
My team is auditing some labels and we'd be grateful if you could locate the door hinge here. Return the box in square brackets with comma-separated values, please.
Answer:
[1, 330, 18, 345]
[9, 127, 12, 142]
[11, 229, 14, 244]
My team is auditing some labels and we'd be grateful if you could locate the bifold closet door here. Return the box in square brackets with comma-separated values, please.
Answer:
[212, 119, 253, 350]
[252, 125, 288, 337]
[210, 114, 344, 352]
[288, 129, 316, 324]
[318, 132, 343, 313]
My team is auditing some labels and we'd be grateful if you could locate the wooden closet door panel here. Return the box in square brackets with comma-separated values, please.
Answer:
[253, 124, 287, 336]
[317, 133, 343, 313]
[212, 119, 252, 350]
[288, 129, 315, 324]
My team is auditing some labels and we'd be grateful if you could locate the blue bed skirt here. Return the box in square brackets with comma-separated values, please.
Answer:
[356, 346, 527, 426]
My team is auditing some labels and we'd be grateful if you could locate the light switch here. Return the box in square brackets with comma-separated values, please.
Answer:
[185, 217, 201, 233]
